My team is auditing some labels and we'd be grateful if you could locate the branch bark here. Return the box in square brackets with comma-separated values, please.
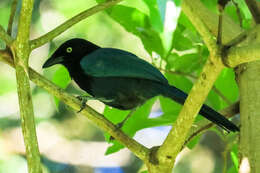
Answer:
[143, 0, 227, 171]
[11, 0, 42, 172]
[237, 62, 260, 172]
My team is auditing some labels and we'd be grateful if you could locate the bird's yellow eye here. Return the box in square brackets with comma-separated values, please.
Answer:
[66, 47, 72, 53]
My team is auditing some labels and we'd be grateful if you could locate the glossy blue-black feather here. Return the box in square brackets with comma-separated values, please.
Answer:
[79, 48, 168, 84]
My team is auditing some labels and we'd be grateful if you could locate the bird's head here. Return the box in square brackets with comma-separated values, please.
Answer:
[43, 38, 100, 68]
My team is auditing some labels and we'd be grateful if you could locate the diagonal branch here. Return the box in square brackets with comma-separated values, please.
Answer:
[245, 0, 260, 24]
[181, 0, 217, 53]
[30, 0, 123, 50]
[7, 0, 18, 35]
[156, 54, 224, 168]
[147, 0, 226, 170]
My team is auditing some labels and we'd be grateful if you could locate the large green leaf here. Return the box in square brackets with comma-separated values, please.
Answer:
[143, 0, 164, 32]
[95, 3, 165, 56]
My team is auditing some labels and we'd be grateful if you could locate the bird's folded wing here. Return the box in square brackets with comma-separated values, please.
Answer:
[80, 48, 168, 84]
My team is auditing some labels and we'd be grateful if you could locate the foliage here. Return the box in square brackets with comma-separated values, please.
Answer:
[0, 0, 255, 172]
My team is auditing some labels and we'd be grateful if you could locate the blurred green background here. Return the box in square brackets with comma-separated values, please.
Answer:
[0, 0, 250, 172]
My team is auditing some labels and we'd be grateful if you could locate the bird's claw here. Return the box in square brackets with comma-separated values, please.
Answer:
[76, 96, 87, 113]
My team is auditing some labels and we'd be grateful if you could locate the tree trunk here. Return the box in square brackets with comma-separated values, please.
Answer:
[237, 62, 260, 173]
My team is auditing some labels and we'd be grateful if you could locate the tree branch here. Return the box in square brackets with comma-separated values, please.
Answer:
[30, 0, 123, 50]
[0, 25, 13, 45]
[0, 50, 150, 162]
[7, 0, 18, 35]
[225, 43, 260, 67]
[146, 0, 229, 170]
[12, 0, 42, 172]
[224, 25, 260, 67]
[156, 55, 224, 169]
[245, 0, 260, 24]
[181, 0, 217, 53]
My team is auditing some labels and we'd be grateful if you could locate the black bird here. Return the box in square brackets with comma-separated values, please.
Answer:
[43, 38, 239, 132]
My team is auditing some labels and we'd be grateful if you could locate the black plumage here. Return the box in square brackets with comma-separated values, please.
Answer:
[43, 38, 239, 132]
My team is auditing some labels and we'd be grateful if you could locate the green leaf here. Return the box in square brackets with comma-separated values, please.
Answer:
[105, 140, 125, 155]
[140, 171, 148, 173]
[215, 68, 239, 104]
[52, 66, 71, 108]
[171, 27, 194, 51]
[143, 0, 164, 32]
[102, 5, 165, 56]
[168, 53, 202, 73]
[178, 12, 197, 32]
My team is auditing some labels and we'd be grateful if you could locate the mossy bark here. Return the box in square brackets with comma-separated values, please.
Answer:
[237, 62, 260, 173]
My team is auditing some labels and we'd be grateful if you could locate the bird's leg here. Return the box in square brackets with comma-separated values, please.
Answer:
[76, 95, 95, 113]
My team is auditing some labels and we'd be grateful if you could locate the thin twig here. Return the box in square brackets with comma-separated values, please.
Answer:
[30, 0, 123, 50]
[7, 0, 18, 35]
[217, 5, 223, 45]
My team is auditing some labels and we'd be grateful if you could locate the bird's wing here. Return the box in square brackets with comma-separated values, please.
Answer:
[80, 48, 168, 84]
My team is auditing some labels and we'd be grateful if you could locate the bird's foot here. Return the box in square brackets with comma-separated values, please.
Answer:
[76, 95, 94, 113]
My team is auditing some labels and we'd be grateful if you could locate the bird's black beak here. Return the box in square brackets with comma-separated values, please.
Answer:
[42, 56, 64, 68]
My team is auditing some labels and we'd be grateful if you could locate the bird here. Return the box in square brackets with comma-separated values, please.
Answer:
[42, 38, 239, 132]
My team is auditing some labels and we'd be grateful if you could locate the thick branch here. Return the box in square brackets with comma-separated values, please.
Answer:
[238, 61, 260, 172]
[225, 43, 260, 67]
[0, 51, 149, 162]
[181, 0, 217, 53]
[156, 55, 224, 169]
[224, 25, 260, 67]
[0, 25, 13, 45]
[245, 0, 260, 24]
[13, 0, 42, 172]
[30, 0, 123, 50]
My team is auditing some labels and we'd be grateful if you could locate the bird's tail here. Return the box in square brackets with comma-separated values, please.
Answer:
[161, 84, 239, 132]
